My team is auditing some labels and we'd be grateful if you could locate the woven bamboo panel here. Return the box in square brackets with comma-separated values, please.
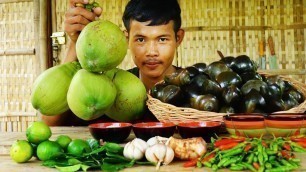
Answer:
[0, 1, 38, 132]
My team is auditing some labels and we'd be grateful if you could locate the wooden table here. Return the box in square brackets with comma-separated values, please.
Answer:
[0, 127, 305, 172]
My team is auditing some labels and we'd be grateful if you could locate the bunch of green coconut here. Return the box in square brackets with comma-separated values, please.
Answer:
[31, 20, 147, 122]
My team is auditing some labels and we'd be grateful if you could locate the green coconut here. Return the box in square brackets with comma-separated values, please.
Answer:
[31, 62, 81, 116]
[105, 69, 147, 122]
[67, 69, 117, 120]
[76, 20, 128, 72]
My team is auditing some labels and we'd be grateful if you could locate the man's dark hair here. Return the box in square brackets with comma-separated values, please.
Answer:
[122, 0, 182, 33]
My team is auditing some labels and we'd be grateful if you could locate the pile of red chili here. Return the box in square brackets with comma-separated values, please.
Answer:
[184, 135, 306, 172]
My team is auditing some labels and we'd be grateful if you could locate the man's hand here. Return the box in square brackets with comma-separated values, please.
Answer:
[64, 0, 102, 43]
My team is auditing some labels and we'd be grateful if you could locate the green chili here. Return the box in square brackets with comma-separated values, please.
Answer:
[265, 165, 298, 172]
[258, 153, 264, 166]
[253, 155, 258, 162]
[104, 142, 124, 153]
[280, 159, 293, 167]
[222, 156, 240, 167]
[272, 143, 278, 152]
[222, 148, 244, 158]
[268, 155, 276, 161]
[289, 158, 301, 164]
[266, 149, 277, 155]
[258, 166, 265, 172]
[270, 160, 282, 167]
[203, 161, 212, 168]
[265, 162, 272, 169]
[217, 157, 229, 167]
[241, 162, 257, 172]
[262, 147, 268, 163]
[197, 161, 203, 168]
[229, 165, 245, 171]
[247, 153, 254, 164]
[292, 146, 306, 153]
[212, 164, 218, 171]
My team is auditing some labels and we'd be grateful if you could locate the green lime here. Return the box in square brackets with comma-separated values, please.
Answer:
[55, 135, 72, 150]
[36, 140, 63, 161]
[67, 139, 91, 156]
[10, 140, 33, 163]
[26, 121, 52, 144]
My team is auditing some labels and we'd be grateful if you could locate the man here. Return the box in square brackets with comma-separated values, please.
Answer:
[42, 0, 185, 126]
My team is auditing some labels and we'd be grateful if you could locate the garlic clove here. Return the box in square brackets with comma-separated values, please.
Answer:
[133, 146, 144, 160]
[123, 142, 131, 159]
[145, 146, 158, 163]
[123, 142, 135, 160]
[163, 146, 174, 165]
[154, 144, 167, 161]
[133, 138, 148, 153]
[147, 136, 159, 146]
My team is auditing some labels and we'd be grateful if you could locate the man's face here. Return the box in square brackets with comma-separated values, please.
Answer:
[127, 20, 183, 79]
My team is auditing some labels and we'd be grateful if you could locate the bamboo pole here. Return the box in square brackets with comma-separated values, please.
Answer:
[39, 0, 48, 71]
[258, 69, 306, 76]
[0, 49, 35, 56]
[51, 0, 56, 32]
[33, 0, 40, 75]
[0, 0, 32, 3]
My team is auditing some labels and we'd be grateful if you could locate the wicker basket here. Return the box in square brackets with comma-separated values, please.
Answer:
[147, 73, 306, 124]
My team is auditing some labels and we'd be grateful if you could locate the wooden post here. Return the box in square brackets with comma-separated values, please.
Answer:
[39, 0, 48, 71]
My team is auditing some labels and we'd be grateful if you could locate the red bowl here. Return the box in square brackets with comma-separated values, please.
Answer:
[265, 113, 305, 137]
[132, 122, 176, 141]
[88, 122, 132, 143]
[223, 113, 266, 137]
[177, 121, 222, 142]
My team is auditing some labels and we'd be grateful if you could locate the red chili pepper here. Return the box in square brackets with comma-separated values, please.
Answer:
[201, 152, 216, 163]
[283, 142, 291, 151]
[219, 142, 239, 151]
[261, 141, 268, 148]
[293, 129, 301, 136]
[244, 143, 252, 152]
[183, 158, 198, 168]
[296, 141, 306, 148]
[214, 137, 245, 147]
[280, 150, 292, 160]
[253, 162, 260, 170]
[235, 130, 242, 136]
[290, 137, 306, 142]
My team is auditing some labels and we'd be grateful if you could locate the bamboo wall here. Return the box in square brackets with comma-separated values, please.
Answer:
[0, 0, 305, 131]
[0, 0, 38, 132]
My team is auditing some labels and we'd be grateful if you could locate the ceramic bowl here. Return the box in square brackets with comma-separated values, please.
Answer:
[265, 113, 305, 137]
[177, 121, 222, 142]
[88, 122, 132, 143]
[223, 114, 266, 138]
[132, 122, 176, 141]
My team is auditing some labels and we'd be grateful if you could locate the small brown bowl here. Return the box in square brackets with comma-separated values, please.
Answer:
[132, 122, 176, 141]
[88, 122, 132, 143]
[265, 113, 305, 137]
[223, 113, 266, 138]
[177, 121, 222, 142]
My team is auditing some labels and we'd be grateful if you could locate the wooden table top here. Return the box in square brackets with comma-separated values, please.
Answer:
[0, 127, 305, 172]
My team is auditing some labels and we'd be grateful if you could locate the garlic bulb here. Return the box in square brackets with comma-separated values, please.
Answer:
[147, 136, 169, 146]
[123, 138, 148, 160]
[168, 137, 207, 160]
[145, 143, 174, 165]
